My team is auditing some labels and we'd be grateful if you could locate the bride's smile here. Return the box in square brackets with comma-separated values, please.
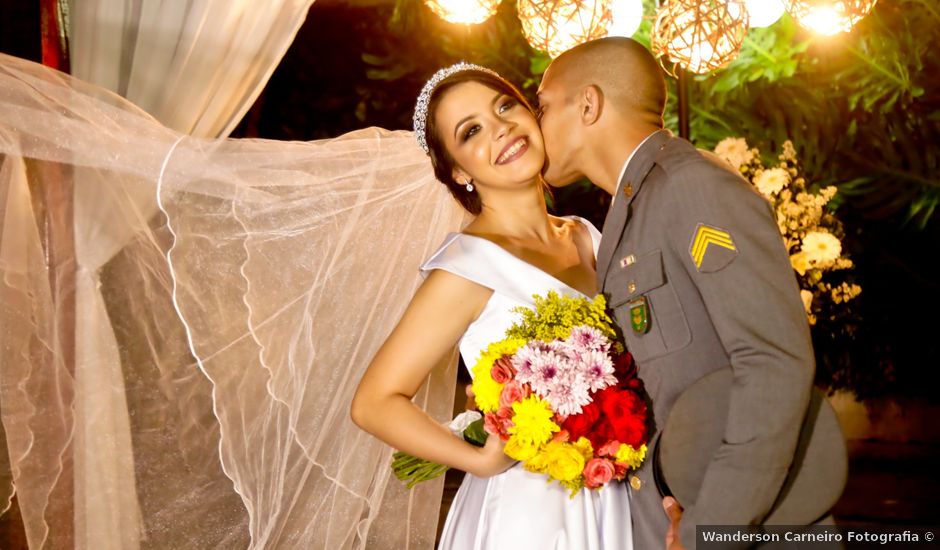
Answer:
[495, 136, 528, 165]
[432, 80, 546, 192]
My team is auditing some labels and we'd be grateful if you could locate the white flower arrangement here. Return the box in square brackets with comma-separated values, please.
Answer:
[714, 137, 861, 325]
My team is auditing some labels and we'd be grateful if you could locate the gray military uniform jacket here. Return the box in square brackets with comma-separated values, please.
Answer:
[596, 130, 815, 549]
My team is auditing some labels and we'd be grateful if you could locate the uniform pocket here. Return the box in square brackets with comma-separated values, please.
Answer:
[606, 249, 691, 362]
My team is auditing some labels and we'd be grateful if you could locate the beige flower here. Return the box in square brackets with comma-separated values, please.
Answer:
[801, 231, 842, 264]
[715, 137, 754, 170]
[754, 168, 790, 197]
[790, 252, 811, 276]
[800, 290, 814, 313]
[782, 140, 797, 163]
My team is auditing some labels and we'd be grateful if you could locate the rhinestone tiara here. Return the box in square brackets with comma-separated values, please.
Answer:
[413, 62, 500, 155]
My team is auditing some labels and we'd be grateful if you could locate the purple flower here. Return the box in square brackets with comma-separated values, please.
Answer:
[566, 326, 610, 353]
[578, 349, 617, 392]
[544, 375, 592, 416]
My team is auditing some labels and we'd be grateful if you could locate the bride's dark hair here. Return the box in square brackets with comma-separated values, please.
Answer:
[424, 70, 537, 215]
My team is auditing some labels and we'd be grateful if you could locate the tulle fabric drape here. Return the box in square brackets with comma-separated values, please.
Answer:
[0, 53, 465, 549]
[19, 1, 323, 546]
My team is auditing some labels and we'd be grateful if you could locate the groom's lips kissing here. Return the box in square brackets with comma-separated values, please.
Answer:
[496, 136, 528, 165]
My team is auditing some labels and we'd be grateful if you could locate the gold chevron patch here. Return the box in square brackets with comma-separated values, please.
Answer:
[690, 224, 736, 269]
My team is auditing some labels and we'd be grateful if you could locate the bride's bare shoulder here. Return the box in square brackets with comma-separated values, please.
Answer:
[550, 215, 590, 244]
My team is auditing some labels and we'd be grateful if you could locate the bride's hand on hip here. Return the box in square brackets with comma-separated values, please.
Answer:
[472, 434, 516, 477]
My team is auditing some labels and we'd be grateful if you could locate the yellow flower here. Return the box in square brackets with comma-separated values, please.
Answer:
[508, 395, 559, 446]
[790, 251, 811, 276]
[541, 441, 587, 482]
[800, 290, 814, 314]
[505, 435, 540, 461]
[523, 447, 550, 474]
[801, 231, 842, 265]
[507, 292, 618, 348]
[470, 338, 526, 413]
[572, 436, 594, 462]
[754, 167, 790, 197]
[615, 443, 647, 469]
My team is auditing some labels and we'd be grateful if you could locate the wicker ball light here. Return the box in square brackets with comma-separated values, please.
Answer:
[424, 0, 502, 25]
[783, 0, 877, 35]
[518, 0, 613, 58]
[651, 0, 750, 75]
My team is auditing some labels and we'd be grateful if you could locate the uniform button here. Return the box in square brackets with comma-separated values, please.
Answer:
[620, 254, 636, 268]
[628, 282, 637, 294]
[630, 475, 642, 491]
[623, 183, 634, 198]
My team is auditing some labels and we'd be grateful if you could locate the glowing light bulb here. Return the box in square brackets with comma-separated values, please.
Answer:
[651, 0, 749, 74]
[608, 0, 644, 37]
[744, 0, 786, 27]
[424, 0, 501, 25]
[784, 1, 878, 35]
[518, 0, 613, 58]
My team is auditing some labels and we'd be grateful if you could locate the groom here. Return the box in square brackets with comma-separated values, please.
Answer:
[537, 38, 817, 549]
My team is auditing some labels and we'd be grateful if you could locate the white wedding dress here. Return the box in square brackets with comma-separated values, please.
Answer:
[421, 216, 634, 550]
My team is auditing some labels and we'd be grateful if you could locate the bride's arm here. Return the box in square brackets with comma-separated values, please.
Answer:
[351, 269, 515, 478]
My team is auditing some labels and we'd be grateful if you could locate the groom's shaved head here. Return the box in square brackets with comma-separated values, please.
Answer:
[537, 37, 668, 189]
[549, 37, 666, 123]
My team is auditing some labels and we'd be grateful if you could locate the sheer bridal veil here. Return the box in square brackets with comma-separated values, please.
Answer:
[0, 51, 465, 548]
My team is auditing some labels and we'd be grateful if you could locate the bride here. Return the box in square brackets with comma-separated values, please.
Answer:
[351, 63, 633, 549]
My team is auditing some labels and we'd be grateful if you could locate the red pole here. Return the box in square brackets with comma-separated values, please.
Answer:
[40, 0, 69, 72]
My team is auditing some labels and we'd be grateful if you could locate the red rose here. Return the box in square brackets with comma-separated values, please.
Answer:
[491, 356, 515, 384]
[613, 351, 637, 384]
[596, 388, 648, 448]
[587, 419, 615, 449]
[561, 399, 601, 440]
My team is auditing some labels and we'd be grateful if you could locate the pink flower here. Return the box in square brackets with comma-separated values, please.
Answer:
[499, 380, 529, 408]
[597, 440, 621, 458]
[483, 413, 500, 436]
[578, 349, 617, 392]
[491, 356, 515, 384]
[543, 377, 591, 416]
[566, 326, 610, 353]
[483, 407, 515, 441]
[583, 458, 616, 489]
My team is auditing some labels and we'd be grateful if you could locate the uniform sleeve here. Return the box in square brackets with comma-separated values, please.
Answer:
[665, 158, 815, 549]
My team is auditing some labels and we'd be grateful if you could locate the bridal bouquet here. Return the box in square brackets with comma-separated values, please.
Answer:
[392, 292, 650, 496]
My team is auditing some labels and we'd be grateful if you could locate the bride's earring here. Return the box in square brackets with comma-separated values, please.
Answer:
[465, 180, 474, 193]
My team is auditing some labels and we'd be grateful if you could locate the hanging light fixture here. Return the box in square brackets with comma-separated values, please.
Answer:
[651, 0, 750, 74]
[518, 0, 613, 58]
[608, 0, 645, 37]
[784, 0, 877, 35]
[424, 0, 502, 25]
[744, 0, 786, 27]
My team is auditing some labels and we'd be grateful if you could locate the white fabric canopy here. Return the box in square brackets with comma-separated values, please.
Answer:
[5, 1, 323, 547]
[0, 10, 464, 546]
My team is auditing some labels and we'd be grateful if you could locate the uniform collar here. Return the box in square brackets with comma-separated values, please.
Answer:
[613, 128, 672, 207]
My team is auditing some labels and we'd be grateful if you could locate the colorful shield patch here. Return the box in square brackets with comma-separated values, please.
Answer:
[629, 296, 650, 334]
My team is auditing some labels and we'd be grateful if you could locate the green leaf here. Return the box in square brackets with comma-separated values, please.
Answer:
[463, 418, 488, 446]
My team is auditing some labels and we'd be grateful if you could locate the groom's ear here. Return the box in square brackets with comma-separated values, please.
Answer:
[579, 85, 603, 126]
